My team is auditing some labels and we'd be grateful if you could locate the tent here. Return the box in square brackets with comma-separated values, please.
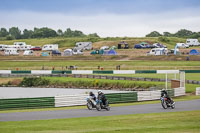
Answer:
[104, 49, 117, 55]
[41, 52, 49, 56]
[64, 49, 73, 56]
[189, 49, 199, 55]
[90, 49, 104, 55]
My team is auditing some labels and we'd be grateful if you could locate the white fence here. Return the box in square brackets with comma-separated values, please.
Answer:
[0, 70, 11, 74]
[137, 90, 161, 101]
[55, 94, 88, 107]
[31, 70, 52, 74]
[196, 87, 200, 95]
[113, 70, 135, 74]
[174, 87, 185, 96]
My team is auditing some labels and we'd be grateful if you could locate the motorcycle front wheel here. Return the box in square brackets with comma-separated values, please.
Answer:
[87, 102, 93, 110]
[96, 103, 101, 111]
[161, 100, 168, 109]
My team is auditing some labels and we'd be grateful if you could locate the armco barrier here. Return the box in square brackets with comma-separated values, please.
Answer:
[0, 88, 185, 110]
[31, 70, 52, 74]
[137, 90, 161, 101]
[0, 97, 54, 110]
[55, 94, 88, 107]
[196, 87, 200, 95]
[0, 70, 11, 74]
[11, 70, 31, 74]
[105, 92, 137, 104]
[174, 87, 185, 96]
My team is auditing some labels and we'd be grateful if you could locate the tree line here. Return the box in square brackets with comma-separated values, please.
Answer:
[0, 27, 99, 40]
[146, 29, 200, 38]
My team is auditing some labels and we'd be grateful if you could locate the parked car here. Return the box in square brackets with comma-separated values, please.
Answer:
[100, 46, 109, 50]
[134, 42, 154, 49]
[52, 50, 61, 56]
[153, 43, 167, 48]
[31, 47, 42, 51]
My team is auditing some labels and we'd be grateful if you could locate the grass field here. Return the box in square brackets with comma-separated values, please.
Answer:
[1, 60, 200, 70]
[0, 110, 199, 133]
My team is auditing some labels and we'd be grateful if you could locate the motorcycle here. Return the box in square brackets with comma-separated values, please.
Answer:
[86, 97, 96, 110]
[160, 96, 175, 109]
[96, 99, 110, 111]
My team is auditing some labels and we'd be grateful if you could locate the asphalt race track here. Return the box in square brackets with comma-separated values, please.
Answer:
[0, 99, 200, 121]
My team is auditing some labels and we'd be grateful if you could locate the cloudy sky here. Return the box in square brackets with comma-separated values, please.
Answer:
[0, 0, 200, 37]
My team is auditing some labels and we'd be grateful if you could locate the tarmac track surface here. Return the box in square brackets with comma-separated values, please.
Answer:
[0, 99, 200, 121]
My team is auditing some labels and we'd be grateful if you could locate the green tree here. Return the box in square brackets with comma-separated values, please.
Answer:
[88, 33, 99, 37]
[163, 32, 172, 37]
[57, 29, 63, 36]
[9, 27, 21, 39]
[32, 27, 57, 38]
[0, 28, 9, 37]
[22, 29, 33, 39]
[146, 31, 162, 37]
[174, 29, 193, 37]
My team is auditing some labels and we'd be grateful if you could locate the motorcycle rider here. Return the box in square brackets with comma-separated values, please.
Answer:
[97, 90, 107, 106]
[161, 89, 174, 105]
[89, 91, 96, 104]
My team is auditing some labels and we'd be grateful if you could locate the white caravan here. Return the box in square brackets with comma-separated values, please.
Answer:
[12, 42, 32, 50]
[23, 50, 34, 56]
[42, 44, 58, 51]
[147, 48, 168, 56]
[186, 39, 200, 46]
[176, 43, 189, 48]
[75, 42, 92, 50]
[0, 44, 8, 51]
[4, 48, 19, 55]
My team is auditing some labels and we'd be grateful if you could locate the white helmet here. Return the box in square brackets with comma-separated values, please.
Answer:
[98, 90, 102, 94]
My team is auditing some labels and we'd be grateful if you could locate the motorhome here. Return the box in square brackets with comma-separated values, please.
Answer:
[176, 43, 189, 48]
[0, 44, 8, 51]
[186, 39, 200, 46]
[4, 48, 19, 55]
[42, 44, 58, 51]
[147, 48, 168, 56]
[75, 42, 92, 50]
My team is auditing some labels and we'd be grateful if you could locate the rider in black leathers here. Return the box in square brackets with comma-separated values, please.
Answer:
[161, 89, 174, 104]
[97, 90, 107, 106]
[89, 91, 96, 101]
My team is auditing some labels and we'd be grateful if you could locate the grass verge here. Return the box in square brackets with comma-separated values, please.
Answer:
[0, 110, 200, 133]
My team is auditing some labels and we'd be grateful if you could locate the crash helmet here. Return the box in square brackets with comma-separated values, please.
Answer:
[89, 91, 94, 96]
[98, 90, 102, 95]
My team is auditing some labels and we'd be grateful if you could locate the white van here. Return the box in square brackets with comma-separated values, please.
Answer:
[42, 44, 58, 51]
[186, 39, 200, 46]
[147, 48, 168, 56]
[23, 50, 34, 56]
[4, 48, 19, 55]
[176, 43, 189, 48]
